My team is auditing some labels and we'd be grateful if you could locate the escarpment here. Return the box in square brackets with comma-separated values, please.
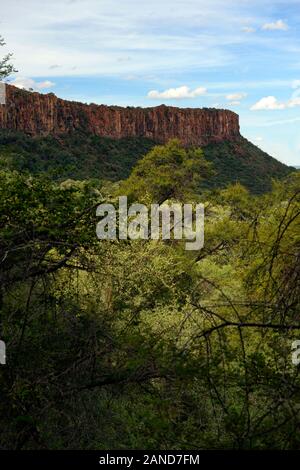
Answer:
[0, 84, 240, 146]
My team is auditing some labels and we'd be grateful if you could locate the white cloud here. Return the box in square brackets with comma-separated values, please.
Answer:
[36, 80, 56, 89]
[11, 77, 55, 91]
[228, 101, 241, 105]
[3, 0, 293, 79]
[289, 97, 300, 107]
[226, 92, 247, 101]
[148, 85, 207, 99]
[251, 96, 285, 110]
[254, 136, 263, 142]
[242, 26, 255, 33]
[0, 0, 244, 78]
[262, 19, 288, 31]
[251, 95, 300, 110]
[292, 80, 300, 89]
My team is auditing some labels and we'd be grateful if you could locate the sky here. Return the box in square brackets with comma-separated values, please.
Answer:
[0, 0, 300, 166]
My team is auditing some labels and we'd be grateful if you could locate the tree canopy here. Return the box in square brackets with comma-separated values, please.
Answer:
[0, 35, 17, 79]
[0, 142, 299, 449]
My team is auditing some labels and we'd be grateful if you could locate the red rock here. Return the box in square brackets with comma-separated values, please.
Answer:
[0, 84, 240, 145]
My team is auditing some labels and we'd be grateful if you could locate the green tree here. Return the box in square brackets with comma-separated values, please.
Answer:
[119, 139, 213, 204]
[0, 35, 17, 79]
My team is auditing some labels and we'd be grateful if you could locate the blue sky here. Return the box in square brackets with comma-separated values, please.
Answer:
[1, 0, 300, 165]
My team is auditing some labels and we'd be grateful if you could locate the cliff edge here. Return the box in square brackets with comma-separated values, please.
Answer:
[0, 84, 240, 146]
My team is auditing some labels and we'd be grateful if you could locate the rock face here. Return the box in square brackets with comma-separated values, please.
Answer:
[0, 84, 240, 145]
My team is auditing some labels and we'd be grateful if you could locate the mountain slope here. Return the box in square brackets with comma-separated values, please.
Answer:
[0, 129, 294, 193]
[201, 137, 293, 193]
[0, 85, 294, 193]
[0, 129, 156, 181]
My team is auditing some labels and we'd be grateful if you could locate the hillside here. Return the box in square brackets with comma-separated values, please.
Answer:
[0, 129, 155, 181]
[0, 129, 293, 193]
[201, 137, 293, 193]
[0, 84, 294, 193]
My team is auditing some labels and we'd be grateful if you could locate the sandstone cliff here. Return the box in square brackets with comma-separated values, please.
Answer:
[0, 84, 240, 146]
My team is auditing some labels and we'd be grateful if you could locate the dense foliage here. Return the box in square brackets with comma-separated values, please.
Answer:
[0, 129, 293, 194]
[0, 140, 299, 450]
[0, 36, 17, 79]
[201, 137, 293, 193]
[0, 130, 155, 182]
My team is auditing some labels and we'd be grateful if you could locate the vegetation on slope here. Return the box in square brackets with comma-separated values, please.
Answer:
[0, 129, 294, 194]
[0, 140, 299, 449]
[201, 137, 293, 194]
[0, 130, 156, 182]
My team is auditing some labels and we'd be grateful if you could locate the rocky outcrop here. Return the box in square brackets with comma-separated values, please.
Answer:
[0, 84, 240, 145]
